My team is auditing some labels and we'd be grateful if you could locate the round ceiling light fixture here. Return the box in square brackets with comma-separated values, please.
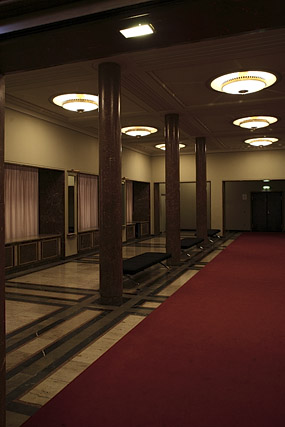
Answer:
[52, 94, 99, 113]
[233, 116, 278, 130]
[244, 137, 278, 147]
[210, 71, 277, 95]
[155, 143, 186, 150]
[121, 126, 158, 138]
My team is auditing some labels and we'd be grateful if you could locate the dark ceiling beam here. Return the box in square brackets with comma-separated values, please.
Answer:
[0, 0, 153, 34]
[0, 0, 284, 75]
[0, 0, 75, 18]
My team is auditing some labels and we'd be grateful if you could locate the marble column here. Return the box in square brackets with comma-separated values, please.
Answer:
[165, 114, 180, 265]
[0, 75, 5, 427]
[196, 136, 208, 244]
[99, 63, 122, 305]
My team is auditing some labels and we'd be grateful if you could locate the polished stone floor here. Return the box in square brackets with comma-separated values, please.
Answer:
[5, 232, 236, 427]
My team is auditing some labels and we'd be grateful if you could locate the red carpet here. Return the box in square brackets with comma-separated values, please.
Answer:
[23, 233, 285, 427]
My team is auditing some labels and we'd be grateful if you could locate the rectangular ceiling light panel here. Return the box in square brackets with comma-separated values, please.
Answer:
[120, 24, 154, 38]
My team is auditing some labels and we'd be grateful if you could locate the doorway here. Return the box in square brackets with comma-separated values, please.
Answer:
[251, 192, 283, 231]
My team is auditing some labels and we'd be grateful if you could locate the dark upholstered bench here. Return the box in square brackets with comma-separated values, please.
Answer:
[194, 229, 221, 242]
[123, 252, 171, 276]
[180, 237, 204, 257]
[180, 237, 204, 250]
[207, 229, 220, 237]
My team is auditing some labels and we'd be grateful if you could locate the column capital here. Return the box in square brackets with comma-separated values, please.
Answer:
[195, 136, 206, 146]
[165, 114, 179, 142]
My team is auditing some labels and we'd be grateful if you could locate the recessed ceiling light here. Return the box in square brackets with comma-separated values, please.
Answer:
[52, 94, 99, 112]
[244, 137, 278, 147]
[210, 71, 277, 94]
[155, 143, 186, 150]
[120, 24, 154, 38]
[233, 116, 278, 129]
[121, 126, 157, 137]
[263, 179, 270, 182]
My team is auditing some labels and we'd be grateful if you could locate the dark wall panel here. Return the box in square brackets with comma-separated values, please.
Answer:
[132, 181, 150, 222]
[39, 168, 65, 254]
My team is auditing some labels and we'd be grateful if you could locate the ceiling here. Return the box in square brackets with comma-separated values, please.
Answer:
[2, 1, 285, 156]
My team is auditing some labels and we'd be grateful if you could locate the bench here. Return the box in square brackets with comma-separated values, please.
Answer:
[207, 229, 221, 238]
[194, 229, 221, 242]
[206, 229, 221, 242]
[123, 252, 171, 276]
[180, 237, 204, 256]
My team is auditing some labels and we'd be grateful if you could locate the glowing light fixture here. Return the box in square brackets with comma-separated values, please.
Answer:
[210, 71, 277, 94]
[52, 94, 99, 113]
[244, 137, 278, 147]
[233, 116, 278, 130]
[155, 143, 186, 150]
[263, 179, 270, 182]
[121, 126, 157, 138]
[120, 24, 154, 38]
[263, 185, 271, 191]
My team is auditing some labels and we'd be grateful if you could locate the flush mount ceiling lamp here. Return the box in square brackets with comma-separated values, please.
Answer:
[155, 143, 186, 150]
[211, 71, 277, 95]
[52, 94, 99, 113]
[121, 126, 158, 138]
[233, 116, 278, 130]
[120, 23, 154, 38]
[244, 137, 278, 147]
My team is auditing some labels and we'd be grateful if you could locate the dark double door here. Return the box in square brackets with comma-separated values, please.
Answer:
[251, 192, 283, 232]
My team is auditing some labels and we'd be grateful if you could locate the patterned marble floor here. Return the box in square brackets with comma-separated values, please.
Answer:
[5, 232, 236, 427]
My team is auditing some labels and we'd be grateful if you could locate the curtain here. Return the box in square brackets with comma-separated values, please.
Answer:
[5, 164, 39, 242]
[126, 180, 133, 223]
[78, 174, 98, 231]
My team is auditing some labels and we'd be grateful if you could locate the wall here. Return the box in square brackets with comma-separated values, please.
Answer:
[6, 108, 285, 243]
[122, 147, 151, 182]
[5, 108, 153, 255]
[152, 150, 285, 233]
[5, 109, 99, 173]
[224, 180, 285, 230]
[180, 182, 211, 229]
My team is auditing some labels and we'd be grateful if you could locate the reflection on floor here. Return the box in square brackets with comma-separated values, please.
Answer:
[5, 232, 236, 427]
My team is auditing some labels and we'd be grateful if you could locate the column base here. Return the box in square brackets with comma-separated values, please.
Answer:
[99, 295, 123, 306]
[167, 257, 181, 267]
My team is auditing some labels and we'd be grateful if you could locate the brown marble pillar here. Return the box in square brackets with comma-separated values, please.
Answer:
[195, 136, 208, 244]
[165, 114, 180, 265]
[99, 63, 122, 305]
[153, 183, 160, 235]
[0, 75, 5, 427]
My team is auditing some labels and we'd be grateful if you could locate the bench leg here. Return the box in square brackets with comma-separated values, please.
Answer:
[125, 274, 140, 286]
[159, 261, 170, 270]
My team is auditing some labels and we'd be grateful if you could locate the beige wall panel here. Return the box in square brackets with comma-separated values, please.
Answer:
[122, 148, 151, 182]
[152, 151, 285, 232]
[5, 109, 99, 173]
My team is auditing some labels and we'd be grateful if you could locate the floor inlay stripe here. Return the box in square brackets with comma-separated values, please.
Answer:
[20, 314, 144, 406]
[6, 310, 100, 372]
[6, 287, 85, 301]
[6, 295, 101, 350]
[6, 301, 60, 335]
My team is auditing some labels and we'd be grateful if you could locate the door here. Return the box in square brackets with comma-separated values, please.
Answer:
[251, 192, 282, 231]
